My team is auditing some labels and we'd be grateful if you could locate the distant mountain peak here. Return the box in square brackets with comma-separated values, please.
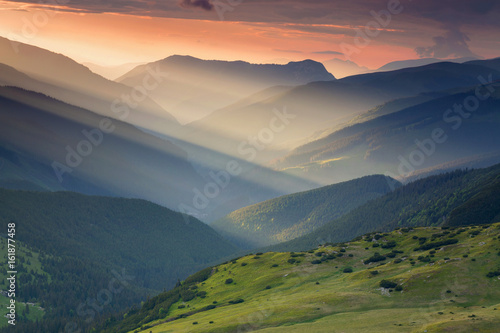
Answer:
[156, 55, 335, 79]
[164, 55, 324, 65]
[117, 55, 335, 123]
[283, 59, 335, 81]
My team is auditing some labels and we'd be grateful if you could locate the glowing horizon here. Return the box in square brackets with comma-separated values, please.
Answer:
[1, 0, 499, 70]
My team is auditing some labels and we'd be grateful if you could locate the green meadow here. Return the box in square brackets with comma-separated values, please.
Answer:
[127, 223, 500, 333]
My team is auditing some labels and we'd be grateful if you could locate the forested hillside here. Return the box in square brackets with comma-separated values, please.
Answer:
[212, 175, 399, 249]
[0, 189, 238, 332]
[268, 164, 500, 252]
[0, 189, 238, 289]
[0, 238, 143, 332]
[445, 178, 500, 227]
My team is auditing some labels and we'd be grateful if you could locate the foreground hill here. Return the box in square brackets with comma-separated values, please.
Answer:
[212, 175, 399, 249]
[99, 223, 500, 333]
[268, 164, 500, 252]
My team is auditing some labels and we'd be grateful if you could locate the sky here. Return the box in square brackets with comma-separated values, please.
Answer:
[0, 0, 499, 68]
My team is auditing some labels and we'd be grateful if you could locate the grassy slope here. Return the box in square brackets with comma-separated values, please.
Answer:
[212, 175, 399, 249]
[0, 298, 44, 327]
[126, 223, 500, 333]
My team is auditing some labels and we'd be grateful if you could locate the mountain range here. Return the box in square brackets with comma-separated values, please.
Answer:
[1, 38, 500, 217]
[1, 36, 500, 332]
[3, 36, 499, 188]
[0, 41, 320, 218]
[271, 62, 500, 185]
[181, 58, 500, 167]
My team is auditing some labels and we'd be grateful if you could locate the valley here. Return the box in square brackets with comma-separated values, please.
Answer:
[1, 3, 500, 331]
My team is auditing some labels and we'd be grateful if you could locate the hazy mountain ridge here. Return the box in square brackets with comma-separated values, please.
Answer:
[0, 83, 319, 222]
[2, 42, 500, 222]
[3, 43, 500, 221]
[272, 78, 500, 185]
[118, 55, 335, 124]
[0, 37, 179, 135]
[400, 150, 500, 183]
[376, 57, 478, 72]
[340, 60, 499, 96]
[0, 86, 205, 210]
